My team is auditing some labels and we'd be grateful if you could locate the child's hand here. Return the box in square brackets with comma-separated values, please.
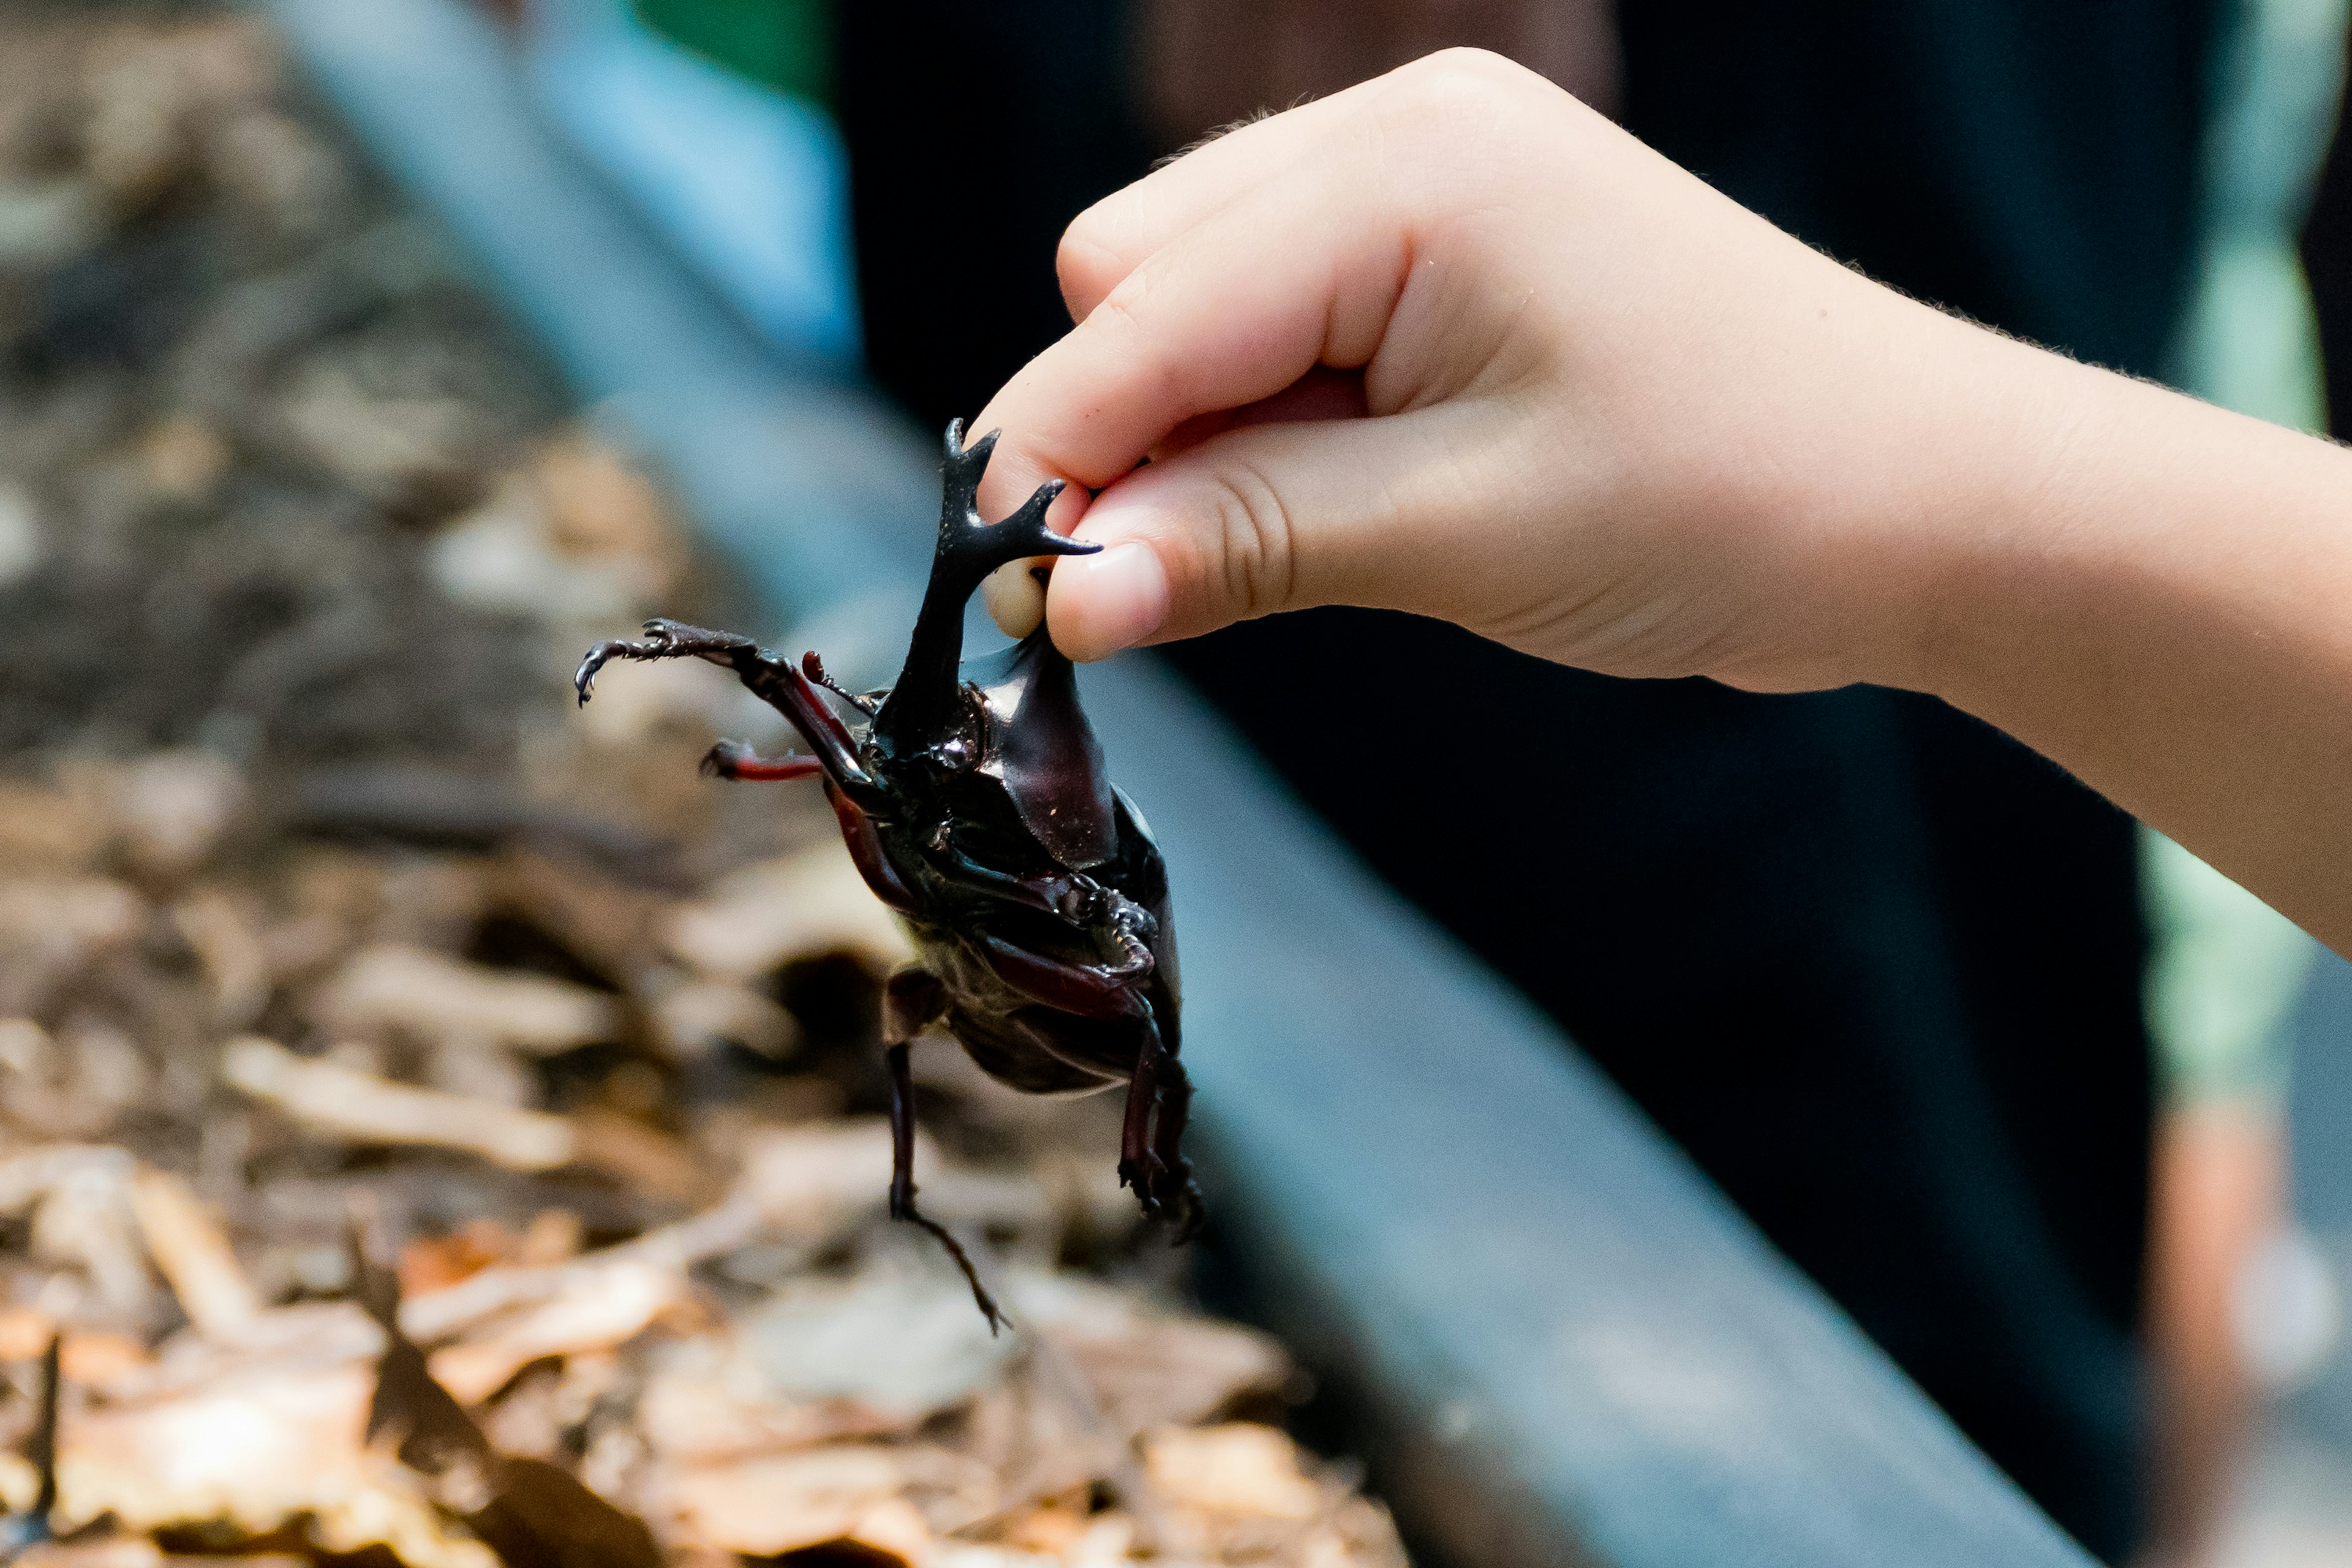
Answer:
[970, 48, 2041, 695]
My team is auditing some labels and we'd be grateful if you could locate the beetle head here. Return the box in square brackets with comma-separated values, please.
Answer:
[870, 423, 1094, 762]
[867, 424, 1117, 870]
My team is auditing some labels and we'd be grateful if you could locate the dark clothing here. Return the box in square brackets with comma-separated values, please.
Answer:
[1166, 624, 2155, 1558]
[841, 6, 2220, 1559]
[2301, 20, 2352, 437]
[1618, 1, 2213, 379]
[835, 1, 1147, 440]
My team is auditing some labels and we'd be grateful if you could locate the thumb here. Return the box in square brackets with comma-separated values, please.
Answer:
[1044, 412, 1486, 663]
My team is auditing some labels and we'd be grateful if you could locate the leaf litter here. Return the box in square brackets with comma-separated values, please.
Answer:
[0, 6, 1406, 1567]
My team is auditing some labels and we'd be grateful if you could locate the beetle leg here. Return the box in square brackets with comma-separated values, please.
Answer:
[1115, 1009, 1203, 1235]
[576, 619, 756, 697]
[827, 781, 919, 916]
[576, 620, 877, 800]
[972, 932, 1150, 1019]
[801, 650, 880, 716]
[701, 741, 823, 782]
[937, 851, 1156, 976]
[1144, 1043, 1206, 1242]
[1118, 1037, 1155, 1199]
[883, 965, 948, 1050]
[882, 969, 1005, 1332]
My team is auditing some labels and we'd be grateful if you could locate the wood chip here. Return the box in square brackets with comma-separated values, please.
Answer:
[663, 847, 914, 981]
[107, 750, 246, 880]
[129, 1166, 260, 1341]
[568, 1108, 712, 1207]
[320, 943, 618, 1055]
[221, 1036, 575, 1170]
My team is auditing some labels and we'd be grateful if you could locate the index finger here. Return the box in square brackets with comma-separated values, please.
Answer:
[971, 117, 1410, 529]
[1057, 73, 1396, 325]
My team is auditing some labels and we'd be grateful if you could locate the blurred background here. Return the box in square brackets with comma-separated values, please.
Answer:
[496, 1, 2352, 1562]
[5, 1, 2352, 1566]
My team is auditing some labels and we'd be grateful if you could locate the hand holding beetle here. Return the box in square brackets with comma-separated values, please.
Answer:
[972, 47, 2352, 957]
[974, 47, 1996, 692]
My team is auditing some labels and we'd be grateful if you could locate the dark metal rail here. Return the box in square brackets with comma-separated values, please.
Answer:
[266, 3, 2102, 1562]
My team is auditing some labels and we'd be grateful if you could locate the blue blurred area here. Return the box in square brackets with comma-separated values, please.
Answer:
[521, 0, 861, 365]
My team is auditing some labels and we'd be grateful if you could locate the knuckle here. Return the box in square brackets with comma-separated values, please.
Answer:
[1055, 213, 1123, 315]
[1088, 274, 1185, 404]
[1378, 48, 1535, 143]
[1398, 47, 1526, 106]
[1205, 461, 1299, 622]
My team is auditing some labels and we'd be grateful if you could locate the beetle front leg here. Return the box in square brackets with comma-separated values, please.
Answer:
[882, 968, 1005, 1332]
[937, 851, 1156, 976]
[576, 619, 875, 795]
[575, 618, 759, 696]
[701, 741, 823, 781]
[973, 932, 1154, 1014]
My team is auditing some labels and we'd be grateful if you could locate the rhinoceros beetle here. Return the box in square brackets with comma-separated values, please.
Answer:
[576, 422, 1196, 1329]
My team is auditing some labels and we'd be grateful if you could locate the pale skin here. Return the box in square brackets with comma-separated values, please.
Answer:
[968, 47, 2352, 959]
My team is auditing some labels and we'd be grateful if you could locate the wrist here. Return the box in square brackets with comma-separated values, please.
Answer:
[1864, 315, 2141, 703]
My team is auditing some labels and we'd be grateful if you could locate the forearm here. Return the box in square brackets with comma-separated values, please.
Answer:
[1905, 337, 2352, 949]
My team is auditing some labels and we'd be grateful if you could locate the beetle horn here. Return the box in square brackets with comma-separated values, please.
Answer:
[874, 421, 1097, 753]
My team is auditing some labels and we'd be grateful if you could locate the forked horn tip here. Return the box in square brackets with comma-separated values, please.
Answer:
[944, 420, 1000, 466]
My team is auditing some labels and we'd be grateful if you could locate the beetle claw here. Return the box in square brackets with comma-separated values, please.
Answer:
[574, 620, 763, 707]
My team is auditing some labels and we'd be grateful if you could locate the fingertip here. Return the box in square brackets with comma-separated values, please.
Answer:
[983, 560, 1046, 638]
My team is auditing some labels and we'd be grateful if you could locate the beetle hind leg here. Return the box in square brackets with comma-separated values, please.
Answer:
[1147, 1049, 1205, 1243]
[1118, 1013, 1205, 1242]
[882, 968, 1006, 1333]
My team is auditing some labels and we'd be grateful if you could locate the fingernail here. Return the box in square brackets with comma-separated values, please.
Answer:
[1058, 541, 1169, 659]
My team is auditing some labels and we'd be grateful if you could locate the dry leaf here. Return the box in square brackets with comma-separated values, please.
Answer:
[172, 891, 271, 1029]
[0, 879, 143, 1016]
[428, 1258, 684, 1404]
[486, 852, 660, 985]
[660, 1448, 929, 1558]
[14, 1538, 167, 1568]
[0, 784, 108, 875]
[0, 1145, 151, 1320]
[637, 1338, 919, 1464]
[1020, 1276, 1294, 1438]
[399, 1220, 516, 1300]
[646, 977, 798, 1061]
[53, 1352, 507, 1568]
[737, 1267, 1016, 1426]
[1142, 1424, 1324, 1522]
